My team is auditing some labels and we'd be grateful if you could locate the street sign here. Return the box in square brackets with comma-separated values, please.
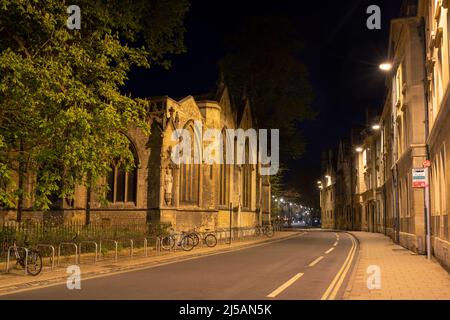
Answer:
[412, 168, 427, 188]
[423, 160, 431, 168]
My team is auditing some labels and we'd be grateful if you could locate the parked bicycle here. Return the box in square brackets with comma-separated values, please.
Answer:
[255, 225, 274, 238]
[189, 228, 217, 248]
[160, 230, 195, 251]
[8, 237, 42, 276]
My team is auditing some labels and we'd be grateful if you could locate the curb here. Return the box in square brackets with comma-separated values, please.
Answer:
[340, 231, 361, 299]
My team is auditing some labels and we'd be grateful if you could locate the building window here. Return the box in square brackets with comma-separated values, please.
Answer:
[241, 141, 252, 209]
[218, 129, 229, 206]
[107, 144, 138, 204]
[180, 124, 200, 205]
[394, 63, 403, 107]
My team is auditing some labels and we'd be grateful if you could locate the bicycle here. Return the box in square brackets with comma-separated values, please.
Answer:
[160, 230, 195, 251]
[255, 225, 274, 238]
[189, 228, 217, 248]
[8, 238, 42, 276]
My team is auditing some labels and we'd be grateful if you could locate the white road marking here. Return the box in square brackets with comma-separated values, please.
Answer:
[267, 273, 304, 298]
[333, 241, 338, 247]
[309, 256, 324, 267]
[325, 247, 335, 254]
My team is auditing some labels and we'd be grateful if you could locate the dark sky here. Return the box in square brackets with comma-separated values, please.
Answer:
[126, 0, 404, 207]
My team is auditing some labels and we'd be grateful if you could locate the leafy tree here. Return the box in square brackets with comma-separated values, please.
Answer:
[0, 0, 189, 220]
[219, 15, 314, 189]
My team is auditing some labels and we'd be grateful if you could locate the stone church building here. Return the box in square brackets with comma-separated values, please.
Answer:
[1, 83, 272, 231]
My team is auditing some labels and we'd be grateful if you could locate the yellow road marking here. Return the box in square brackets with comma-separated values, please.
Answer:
[325, 247, 335, 254]
[321, 234, 357, 300]
[308, 256, 324, 267]
[267, 273, 304, 298]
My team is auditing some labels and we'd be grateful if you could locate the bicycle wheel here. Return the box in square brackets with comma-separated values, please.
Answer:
[181, 235, 195, 251]
[26, 250, 42, 276]
[160, 236, 175, 251]
[204, 234, 217, 248]
[265, 226, 274, 238]
[191, 233, 200, 247]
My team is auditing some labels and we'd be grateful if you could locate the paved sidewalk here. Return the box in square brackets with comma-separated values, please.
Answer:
[0, 231, 301, 296]
[344, 232, 450, 300]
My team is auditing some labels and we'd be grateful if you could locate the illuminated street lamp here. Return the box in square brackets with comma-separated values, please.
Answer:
[355, 146, 363, 153]
[379, 62, 392, 71]
[372, 124, 381, 130]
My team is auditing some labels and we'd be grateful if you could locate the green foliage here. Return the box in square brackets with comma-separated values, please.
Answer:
[219, 15, 315, 184]
[0, 0, 189, 210]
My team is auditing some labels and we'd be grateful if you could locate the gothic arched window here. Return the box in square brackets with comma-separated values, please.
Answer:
[219, 129, 229, 206]
[107, 143, 138, 204]
[180, 124, 200, 205]
[241, 140, 252, 209]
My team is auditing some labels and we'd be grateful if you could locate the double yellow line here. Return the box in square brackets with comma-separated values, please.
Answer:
[321, 234, 357, 300]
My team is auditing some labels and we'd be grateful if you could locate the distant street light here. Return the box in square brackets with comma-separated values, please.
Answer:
[372, 124, 381, 130]
[355, 146, 363, 153]
[379, 62, 392, 71]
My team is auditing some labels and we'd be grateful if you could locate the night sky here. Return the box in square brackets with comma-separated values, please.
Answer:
[125, 0, 404, 207]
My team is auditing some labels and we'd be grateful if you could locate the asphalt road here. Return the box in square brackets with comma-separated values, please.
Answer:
[1, 231, 357, 300]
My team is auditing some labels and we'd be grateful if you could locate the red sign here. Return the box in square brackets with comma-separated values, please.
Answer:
[423, 160, 431, 168]
[412, 168, 427, 189]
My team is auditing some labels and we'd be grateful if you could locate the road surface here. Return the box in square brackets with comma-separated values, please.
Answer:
[2, 231, 357, 300]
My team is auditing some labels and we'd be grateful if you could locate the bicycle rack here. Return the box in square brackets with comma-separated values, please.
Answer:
[130, 238, 148, 257]
[129, 239, 134, 257]
[6, 246, 28, 275]
[99, 239, 118, 262]
[57, 243, 78, 266]
[78, 241, 98, 263]
[36, 244, 56, 269]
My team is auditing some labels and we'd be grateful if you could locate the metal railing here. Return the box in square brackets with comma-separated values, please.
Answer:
[6, 246, 28, 275]
[36, 244, 56, 269]
[78, 241, 98, 264]
[57, 243, 78, 266]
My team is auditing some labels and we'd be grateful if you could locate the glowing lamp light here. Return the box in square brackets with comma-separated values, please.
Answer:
[379, 63, 392, 71]
[355, 147, 364, 153]
[372, 124, 381, 130]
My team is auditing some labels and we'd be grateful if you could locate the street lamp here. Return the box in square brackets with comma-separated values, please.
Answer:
[372, 124, 381, 130]
[379, 62, 392, 71]
[355, 146, 363, 153]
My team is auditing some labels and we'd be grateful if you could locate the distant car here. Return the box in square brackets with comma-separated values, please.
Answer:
[312, 219, 321, 227]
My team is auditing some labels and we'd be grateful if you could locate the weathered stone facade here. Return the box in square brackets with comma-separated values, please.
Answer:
[0, 83, 271, 231]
